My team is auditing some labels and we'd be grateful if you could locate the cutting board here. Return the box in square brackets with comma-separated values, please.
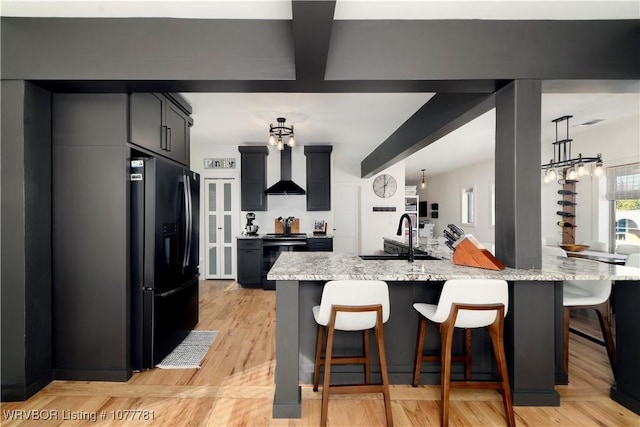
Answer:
[274, 218, 300, 234]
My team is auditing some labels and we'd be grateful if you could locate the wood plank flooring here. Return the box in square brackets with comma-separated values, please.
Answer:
[2, 281, 638, 426]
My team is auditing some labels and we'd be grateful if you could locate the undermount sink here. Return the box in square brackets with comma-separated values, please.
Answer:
[359, 254, 439, 261]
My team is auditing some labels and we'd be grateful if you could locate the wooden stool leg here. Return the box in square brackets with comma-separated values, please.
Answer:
[364, 328, 371, 384]
[563, 306, 571, 375]
[313, 325, 325, 392]
[374, 310, 394, 427]
[463, 328, 472, 380]
[321, 323, 336, 427]
[488, 318, 516, 427]
[439, 322, 455, 427]
[412, 316, 427, 387]
[593, 301, 617, 378]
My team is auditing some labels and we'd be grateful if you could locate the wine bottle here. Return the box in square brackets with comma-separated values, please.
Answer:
[557, 200, 577, 206]
[557, 221, 575, 228]
[557, 189, 578, 195]
[556, 211, 576, 218]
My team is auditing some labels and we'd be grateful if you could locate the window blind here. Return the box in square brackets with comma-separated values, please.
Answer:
[605, 162, 640, 200]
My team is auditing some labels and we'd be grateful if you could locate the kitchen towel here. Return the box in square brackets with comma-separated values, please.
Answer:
[156, 330, 218, 369]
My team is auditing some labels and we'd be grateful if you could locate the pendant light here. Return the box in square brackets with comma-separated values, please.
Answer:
[420, 169, 426, 189]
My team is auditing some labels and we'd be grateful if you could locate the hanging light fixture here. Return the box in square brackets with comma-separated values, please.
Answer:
[420, 169, 426, 189]
[268, 117, 295, 151]
[541, 115, 603, 183]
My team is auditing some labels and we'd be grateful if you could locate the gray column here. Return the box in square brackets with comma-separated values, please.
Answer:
[1, 80, 53, 401]
[273, 280, 301, 418]
[495, 79, 542, 269]
[495, 80, 559, 406]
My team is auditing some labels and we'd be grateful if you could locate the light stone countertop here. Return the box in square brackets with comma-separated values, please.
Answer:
[237, 233, 333, 239]
[267, 252, 640, 282]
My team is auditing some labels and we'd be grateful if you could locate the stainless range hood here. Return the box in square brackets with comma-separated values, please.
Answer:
[265, 146, 306, 195]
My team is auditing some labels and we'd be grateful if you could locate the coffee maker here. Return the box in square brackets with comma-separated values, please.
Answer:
[243, 213, 259, 235]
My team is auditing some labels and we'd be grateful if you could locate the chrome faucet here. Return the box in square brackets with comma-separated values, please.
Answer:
[396, 213, 415, 262]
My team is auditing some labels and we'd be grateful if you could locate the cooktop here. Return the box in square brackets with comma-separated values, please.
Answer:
[263, 233, 307, 238]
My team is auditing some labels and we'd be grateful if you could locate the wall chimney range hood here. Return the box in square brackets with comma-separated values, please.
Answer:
[265, 145, 306, 195]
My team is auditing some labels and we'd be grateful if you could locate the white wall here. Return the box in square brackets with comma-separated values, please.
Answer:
[418, 159, 495, 244]
[191, 141, 406, 258]
[358, 162, 406, 254]
[541, 114, 640, 246]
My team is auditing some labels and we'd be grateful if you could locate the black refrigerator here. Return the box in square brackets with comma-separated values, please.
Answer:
[130, 156, 200, 370]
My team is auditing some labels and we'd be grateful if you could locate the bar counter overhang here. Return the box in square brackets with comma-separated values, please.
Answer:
[267, 252, 640, 418]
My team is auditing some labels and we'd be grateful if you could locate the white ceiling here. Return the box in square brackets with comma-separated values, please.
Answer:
[183, 91, 640, 185]
[3, 0, 639, 184]
[2, 0, 638, 19]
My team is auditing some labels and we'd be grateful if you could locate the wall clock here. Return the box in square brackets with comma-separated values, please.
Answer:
[372, 174, 397, 198]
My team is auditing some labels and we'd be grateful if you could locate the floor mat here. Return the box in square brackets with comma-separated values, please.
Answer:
[156, 330, 218, 369]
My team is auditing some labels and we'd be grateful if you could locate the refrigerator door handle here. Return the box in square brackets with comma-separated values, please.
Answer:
[182, 174, 191, 268]
[185, 174, 192, 266]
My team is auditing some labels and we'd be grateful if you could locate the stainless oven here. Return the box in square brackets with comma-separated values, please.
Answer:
[262, 233, 307, 290]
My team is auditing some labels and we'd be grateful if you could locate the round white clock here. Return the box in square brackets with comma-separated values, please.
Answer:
[372, 174, 397, 198]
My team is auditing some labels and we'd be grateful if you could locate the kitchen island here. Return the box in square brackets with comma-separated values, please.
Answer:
[268, 252, 640, 418]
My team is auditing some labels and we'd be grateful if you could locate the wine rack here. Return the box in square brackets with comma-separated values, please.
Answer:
[556, 179, 577, 244]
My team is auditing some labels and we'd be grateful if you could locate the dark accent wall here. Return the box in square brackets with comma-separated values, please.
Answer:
[1, 80, 53, 401]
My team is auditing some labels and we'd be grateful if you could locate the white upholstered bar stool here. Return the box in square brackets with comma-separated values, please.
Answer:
[546, 245, 617, 378]
[616, 244, 640, 255]
[626, 252, 640, 268]
[412, 279, 515, 427]
[312, 280, 393, 427]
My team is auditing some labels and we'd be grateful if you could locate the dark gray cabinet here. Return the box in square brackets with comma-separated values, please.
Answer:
[239, 146, 269, 211]
[304, 146, 332, 211]
[50, 93, 194, 383]
[237, 239, 263, 287]
[306, 237, 333, 251]
[52, 93, 132, 381]
[129, 93, 192, 165]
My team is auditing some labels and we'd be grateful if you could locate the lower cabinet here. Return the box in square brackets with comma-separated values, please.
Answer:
[237, 239, 263, 287]
[307, 237, 333, 252]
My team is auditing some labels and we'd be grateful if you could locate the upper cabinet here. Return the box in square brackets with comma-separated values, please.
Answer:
[239, 146, 269, 211]
[128, 93, 193, 165]
[304, 146, 332, 211]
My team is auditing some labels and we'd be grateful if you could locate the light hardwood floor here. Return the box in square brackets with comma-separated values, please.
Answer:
[2, 281, 638, 426]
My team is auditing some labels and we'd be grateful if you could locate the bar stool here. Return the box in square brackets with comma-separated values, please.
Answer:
[412, 279, 515, 427]
[542, 245, 616, 378]
[563, 278, 616, 378]
[312, 280, 393, 427]
[626, 252, 640, 268]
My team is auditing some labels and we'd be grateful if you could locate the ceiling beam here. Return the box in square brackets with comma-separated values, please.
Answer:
[292, 1, 336, 81]
[361, 93, 495, 178]
[33, 79, 506, 94]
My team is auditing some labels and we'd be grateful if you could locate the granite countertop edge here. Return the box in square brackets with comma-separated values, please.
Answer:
[266, 252, 640, 282]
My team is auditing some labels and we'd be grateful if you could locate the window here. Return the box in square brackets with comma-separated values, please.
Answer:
[461, 185, 475, 225]
[606, 163, 640, 248]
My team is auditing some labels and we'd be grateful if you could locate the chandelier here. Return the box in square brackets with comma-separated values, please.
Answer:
[541, 115, 603, 183]
[268, 117, 295, 151]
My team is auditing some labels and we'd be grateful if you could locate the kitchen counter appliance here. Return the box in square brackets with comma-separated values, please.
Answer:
[243, 212, 259, 235]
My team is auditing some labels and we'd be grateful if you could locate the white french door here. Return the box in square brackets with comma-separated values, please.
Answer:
[204, 178, 238, 279]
